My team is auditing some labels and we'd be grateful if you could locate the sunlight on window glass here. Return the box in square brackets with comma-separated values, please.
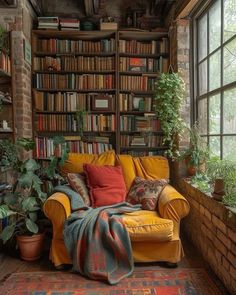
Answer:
[209, 136, 221, 157]
[223, 87, 236, 133]
[198, 14, 208, 61]
[199, 60, 208, 95]
[198, 99, 208, 134]
[209, 0, 221, 52]
[223, 37, 236, 85]
[209, 94, 221, 134]
[223, 136, 236, 160]
[224, 0, 236, 42]
[209, 50, 221, 91]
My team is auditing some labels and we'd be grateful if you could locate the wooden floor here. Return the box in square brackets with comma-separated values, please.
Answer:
[0, 235, 230, 294]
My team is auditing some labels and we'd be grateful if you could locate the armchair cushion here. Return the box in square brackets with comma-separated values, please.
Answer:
[126, 177, 167, 210]
[122, 210, 173, 242]
[84, 164, 126, 208]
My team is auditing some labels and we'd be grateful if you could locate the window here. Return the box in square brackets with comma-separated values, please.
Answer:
[193, 0, 236, 160]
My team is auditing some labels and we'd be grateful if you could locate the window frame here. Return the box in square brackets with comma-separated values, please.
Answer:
[191, 0, 236, 159]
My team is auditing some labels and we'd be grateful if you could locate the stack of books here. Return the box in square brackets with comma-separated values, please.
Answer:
[60, 18, 80, 31]
[38, 17, 59, 30]
[130, 136, 146, 146]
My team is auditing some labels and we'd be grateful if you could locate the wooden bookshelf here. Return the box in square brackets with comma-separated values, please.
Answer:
[0, 31, 15, 142]
[32, 29, 169, 157]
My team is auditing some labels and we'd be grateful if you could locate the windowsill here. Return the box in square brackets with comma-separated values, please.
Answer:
[179, 178, 236, 230]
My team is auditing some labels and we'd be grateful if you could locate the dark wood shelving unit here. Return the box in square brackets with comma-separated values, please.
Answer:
[32, 29, 169, 157]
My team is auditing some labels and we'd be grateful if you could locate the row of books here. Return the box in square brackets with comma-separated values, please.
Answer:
[35, 136, 112, 158]
[36, 39, 116, 53]
[122, 150, 164, 156]
[119, 94, 153, 112]
[120, 135, 163, 147]
[34, 91, 115, 112]
[120, 75, 156, 91]
[0, 51, 11, 75]
[36, 114, 116, 132]
[83, 114, 116, 132]
[38, 17, 80, 31]
[120, 115, 160, 132]
[119, 38, 169, 55]
[34, 56, 115, 71]
[119, 57, 168, 73]
[33, 74, 115, 90]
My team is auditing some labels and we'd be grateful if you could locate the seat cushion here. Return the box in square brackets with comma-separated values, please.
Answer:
[122, 210, 173, 242]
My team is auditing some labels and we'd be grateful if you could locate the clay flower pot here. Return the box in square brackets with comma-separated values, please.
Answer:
[17, 232, 45, 261]
[212, 178, 225, 201]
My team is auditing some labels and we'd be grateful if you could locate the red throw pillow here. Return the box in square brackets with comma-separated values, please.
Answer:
[83, 163, 126, 208]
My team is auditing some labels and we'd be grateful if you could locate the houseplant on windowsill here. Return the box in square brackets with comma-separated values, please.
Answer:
[180, 123, 209, 176]
[153, 68, 186, 160]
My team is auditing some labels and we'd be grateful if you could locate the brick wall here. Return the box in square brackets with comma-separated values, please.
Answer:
[0, 0, 36, 139]
[180, 180, 236, 294]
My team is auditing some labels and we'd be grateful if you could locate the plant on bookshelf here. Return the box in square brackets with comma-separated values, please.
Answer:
[154, 70, 186, 160]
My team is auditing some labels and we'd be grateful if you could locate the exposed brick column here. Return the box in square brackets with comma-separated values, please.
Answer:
[0, 0, 36, 139]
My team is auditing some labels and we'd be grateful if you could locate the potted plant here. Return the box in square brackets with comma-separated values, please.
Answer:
[154, 69, 186, 160]
[0, 137, 68, 260]
[222, 168, 236, 208]
[180, 123, 209, 176]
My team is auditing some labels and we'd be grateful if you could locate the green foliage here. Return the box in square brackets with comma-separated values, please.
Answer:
[75, 109, 87, 137]
[190, 173, 212, 193]
[154, 71, 186, 160]
[0, 25, 9, 54]
[180, 123, 209, 170]
[0, 136, 68, 243]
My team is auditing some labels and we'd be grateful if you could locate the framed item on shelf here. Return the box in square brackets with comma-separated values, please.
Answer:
[91, 94, 112, 111]
[129, 58, 147, 72]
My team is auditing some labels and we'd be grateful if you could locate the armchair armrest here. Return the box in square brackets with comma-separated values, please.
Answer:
[158, 185, 190, 223]
[43, 193, 71, 240]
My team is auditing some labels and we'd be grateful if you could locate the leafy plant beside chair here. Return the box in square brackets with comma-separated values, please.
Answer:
[0, 136, 68, 260]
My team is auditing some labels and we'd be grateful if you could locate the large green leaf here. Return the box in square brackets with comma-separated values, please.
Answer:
[18, 171, 33, 187]
[16, 138, 35, 151]
[29, 212, 38, 222]
[0, 205, 11, 218]
[26, 218, 38, 234]
[22, 197, 38, 211]
[0, 225, 15, 243]
[4, 192, 18, 206]
[24, 159, 39, 172]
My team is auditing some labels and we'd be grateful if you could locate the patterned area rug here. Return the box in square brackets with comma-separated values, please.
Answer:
[0, 268, 223, 295]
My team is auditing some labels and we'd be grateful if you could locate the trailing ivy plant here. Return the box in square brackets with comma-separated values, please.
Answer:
[75, 109, 87, 137]
[0, 25, 9, 55]
[154, 70, 186, 160]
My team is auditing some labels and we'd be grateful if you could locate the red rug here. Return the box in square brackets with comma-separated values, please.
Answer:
[0, 268, 223, 295]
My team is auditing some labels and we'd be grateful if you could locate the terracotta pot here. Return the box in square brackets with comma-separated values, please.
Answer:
[17, 233, 45, 261]
[212, 178, 225, 201]
[185, 157, 205, 176]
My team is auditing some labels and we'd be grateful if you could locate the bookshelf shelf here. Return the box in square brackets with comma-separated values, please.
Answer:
[34, 51, 116, 57]
[0, 32, 15, 143]
[32, 29, 169, 157]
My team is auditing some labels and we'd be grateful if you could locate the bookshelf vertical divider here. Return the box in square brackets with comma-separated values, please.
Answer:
[31, 29, 169, 158]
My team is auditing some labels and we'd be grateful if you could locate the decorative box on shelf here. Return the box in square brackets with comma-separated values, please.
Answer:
[100, 22, 118, 31]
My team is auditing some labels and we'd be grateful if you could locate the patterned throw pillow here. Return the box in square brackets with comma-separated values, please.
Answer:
[126, 177, 168, 211]
[67, 173, 91, 206]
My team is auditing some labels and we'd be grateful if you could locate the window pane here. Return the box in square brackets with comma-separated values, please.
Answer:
[209, 50, 221, 91]
[223, 136, 236, 160]
[209, 94, 221, 134]
[224, 0, 236, 42]
[198, 99, 208, 134]
[198, 14, 208, 61]
[223, 87, 236, 133]
[209, 136, 221, 157]
[209, 0, 221, 52]
[223, 37, 236, 85]
[199, 60, 208, 95]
